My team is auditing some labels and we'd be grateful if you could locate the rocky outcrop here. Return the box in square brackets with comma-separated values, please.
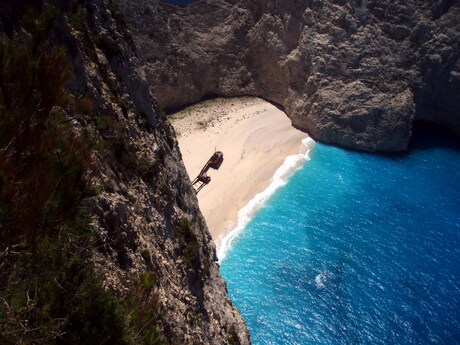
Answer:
[119, 0, 460, 152]
[0, 1, 250, 344]
[69, 2, 250, 344]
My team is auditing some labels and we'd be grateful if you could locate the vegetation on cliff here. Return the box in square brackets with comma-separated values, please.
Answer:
[0, 7, 166, 345]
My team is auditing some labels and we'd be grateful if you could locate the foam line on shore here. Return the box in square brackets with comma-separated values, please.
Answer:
[217, 137, 316, 262]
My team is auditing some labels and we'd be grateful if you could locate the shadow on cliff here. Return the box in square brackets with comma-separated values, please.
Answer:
[409, 121, 460, 152]
[376, 121, 460, 160]
[165, 93, 286, 115]
[317, 120, 460, 162]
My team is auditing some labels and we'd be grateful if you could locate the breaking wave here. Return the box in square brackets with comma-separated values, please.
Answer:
[218, 137, 315, 262]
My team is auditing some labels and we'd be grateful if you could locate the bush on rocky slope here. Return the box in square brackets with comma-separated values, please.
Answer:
[0, 7, 166, 345]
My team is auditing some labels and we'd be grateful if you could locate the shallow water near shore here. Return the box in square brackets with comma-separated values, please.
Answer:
[220, 123, 460, 345]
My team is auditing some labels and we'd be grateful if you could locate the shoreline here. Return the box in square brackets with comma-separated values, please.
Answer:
[218, 136, 315, 261]
[169, 97, 309, 251]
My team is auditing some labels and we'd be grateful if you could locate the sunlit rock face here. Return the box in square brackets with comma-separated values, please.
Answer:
[120, 0, 460, 151]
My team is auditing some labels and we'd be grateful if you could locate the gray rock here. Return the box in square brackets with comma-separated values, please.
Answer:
[119, 0, 460, 151]
[0, 0, 251, 343]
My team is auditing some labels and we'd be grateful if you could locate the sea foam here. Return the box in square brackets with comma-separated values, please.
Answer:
[221, 125, 460, 345]
[218, 137, 316, 261]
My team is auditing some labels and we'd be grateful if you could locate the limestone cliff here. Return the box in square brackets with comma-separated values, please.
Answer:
[0, 1, 249, 344]
[120, 0, 460, 152]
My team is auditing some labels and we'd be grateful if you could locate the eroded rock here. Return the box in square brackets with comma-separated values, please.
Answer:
[120, 0, 460, 151]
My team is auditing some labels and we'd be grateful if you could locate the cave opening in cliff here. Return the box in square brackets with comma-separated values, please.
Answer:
[164, 94, 287, 117]
[409, 121, 460, 152]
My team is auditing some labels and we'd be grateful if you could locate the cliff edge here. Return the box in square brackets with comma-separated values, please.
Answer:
[0, 1, 249, 344]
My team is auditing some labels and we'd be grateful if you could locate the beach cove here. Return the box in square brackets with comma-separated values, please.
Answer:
[170, 97, 460, 345]
[220, 123, 460, 345]
[169, 97, 310, 251]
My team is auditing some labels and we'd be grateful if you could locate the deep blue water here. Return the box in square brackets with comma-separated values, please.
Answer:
[220, 123, 460, 345]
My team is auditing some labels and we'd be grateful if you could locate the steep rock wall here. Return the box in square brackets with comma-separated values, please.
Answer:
[69, 2, 250, 343]
[0, 1, 250, 344]
[120, 0, 460, 151]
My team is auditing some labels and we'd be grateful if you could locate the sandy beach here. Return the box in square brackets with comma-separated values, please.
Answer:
[169, 97, 308, 248]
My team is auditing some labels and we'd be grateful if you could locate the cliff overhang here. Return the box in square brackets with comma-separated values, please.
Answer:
[120, 0, 460, 152]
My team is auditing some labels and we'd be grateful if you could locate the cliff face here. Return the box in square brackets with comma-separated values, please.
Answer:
[1, 0, 457, 342]
[68, 2, 250, 344]
[120, 0, 460, 152]
[0, 1, 249, 344]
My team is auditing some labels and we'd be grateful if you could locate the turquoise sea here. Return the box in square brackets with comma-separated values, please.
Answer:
[220, 123, 460, 345]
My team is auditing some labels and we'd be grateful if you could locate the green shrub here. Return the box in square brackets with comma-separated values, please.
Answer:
[95, 35, 122, 59]
[0, 7, 125, 342]
[0, 7, 90, 248]
[68, 7, 87, 32]
[157, 148, 166, 164]
[89, 184, 104, 196]
[0, 232, 125, 345]
[97, 114, 114, 131]
[116, 98, 131, 116]
[177, 218, 200, 269]
[122, 271, 167, 345]
[139, 271, 157, 290]
[0, 6, 168, 345]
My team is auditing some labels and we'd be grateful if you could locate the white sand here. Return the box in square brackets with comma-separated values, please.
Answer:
[169, 97, 308, 247]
